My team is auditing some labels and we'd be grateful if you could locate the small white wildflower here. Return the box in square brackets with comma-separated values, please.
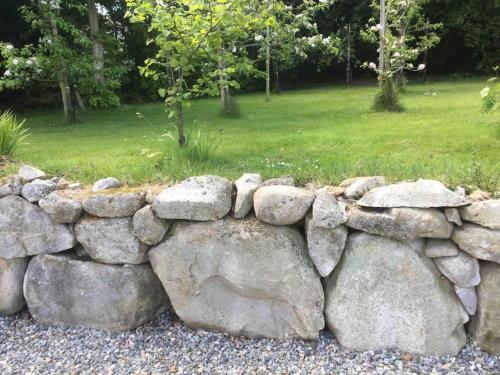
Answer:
[393, 52, 401, 58]
[26, 59, 33, 66]
[12, 58, 19, 65]
[5, 44, 14, 50]
[254, 34, 263, 42]
[3, 69, 12, 77]
[417, 63, 426, 71]
[480, 87, 490, 98]
[368, 62, 377, 70]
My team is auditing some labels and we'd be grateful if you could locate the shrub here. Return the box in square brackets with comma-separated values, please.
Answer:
[373, 77, 404, 112]
[0, 110, 29, 156]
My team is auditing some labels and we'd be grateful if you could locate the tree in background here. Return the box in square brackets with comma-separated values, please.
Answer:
[361, 0, 440, 111]
[0, 0, 126, 122]
[125, 0, 266, 146]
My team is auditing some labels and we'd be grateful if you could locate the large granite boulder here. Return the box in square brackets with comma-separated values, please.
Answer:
[24, 254, 167, 331]
[469, 261, 500, 353]
[38, 190, 83, 223]
[459, 200, 500, 230]
[346, 207, 453, 241]
[132, 205, 170, 245]
[452, 223, 500, 264]
[149, 218, 324, 339]
[233, 173, 262, 219]
[0, 195, 76, 259]
[0, 176, 23, 198]
[0, 257, 29, 314]
[75, 217, 149, 265]
[305, 215, 347, 277]
[253, 186, 315, 225]
[325, 233, 468, 356]
[358, 179, 469, 208]
[82, 189, 146, 218]
[21, 179, 56, 203]
[153, 176, 233, 221]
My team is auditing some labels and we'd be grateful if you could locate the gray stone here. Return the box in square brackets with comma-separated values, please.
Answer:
[469, 261, 500, 353]
[262, 177, 296, 187]
[253, 186, 315, 225]
[452, 223, 500, 264]
[0, 176, 23, 198]
[82, 189, 146, 218]
[18, 165, 46, 181]
[149, 217, 324, 339]
[469, 190, 491, 202]
[358, 179, 469, 208]
[324, 233, 468, 356]
[92, 177, 123, 192]
[459, 200, 500, 230]
[340, 176, 385, 199]
[305, 215, 347, 277]
[38, 190, 83, 223]
[234, 173, 262, 219]
[0, 257, 29, 314]
[153, 176, 232, 221]
[444, 208, 462, 226]
[21, 179, 56, 203]
[425, 239, 459, 258]
[434, 250, 481, 287]
[24, 254, 166, 331]
[67, 182, 83, 190]
[133, 205, 170, 245]
[75, 217, 149, 265]
[0, 195, 76, 259]
[311, 191, 347, 229]
[454, 286, 477, 315]
[346, 206, 453, 241]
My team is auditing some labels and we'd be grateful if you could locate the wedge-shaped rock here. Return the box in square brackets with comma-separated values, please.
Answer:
[234, 173, 262, 219]
[253, 186, 315, 225]
[311, 191, 347, 229]
[425, 239, 459, 258]
[434, 249, 481, 287]
[340, 176, 385, 199]
[305, 215, 347, 277]
[92, 177, 122, 192]
[0, 257, 29, 314]
[358, 179, 469, 208]
[82, 189, 146, 218]
[0, 195, 76, 259]
[452, 223, 500, 264]
[454, 286, 477, 315]
[0, 176, 23, 198]
[325, 233, 468, 356]
[149, 218, 325, 339]
[24, 254, 166, 331]
[347, 206, 453, 241]
[75, 217, 149, 265]
[459, 200, 500, 230]
[153, 176, 232, 221]
[21, 179, 56, 203]
[38, 190, 83, 223]
[469, 261, 500, 353]
[133, 205, 170, 245]
[18, 165, 46, 181]
[444, 208, 462, 226]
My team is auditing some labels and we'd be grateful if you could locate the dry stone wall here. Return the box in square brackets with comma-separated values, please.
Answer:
[1, 165, 499, 356]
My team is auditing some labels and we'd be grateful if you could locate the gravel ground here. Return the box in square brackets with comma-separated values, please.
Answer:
[1, 310, 499, 375]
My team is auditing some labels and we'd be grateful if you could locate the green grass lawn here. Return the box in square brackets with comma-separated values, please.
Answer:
[2, 77, 499, 190]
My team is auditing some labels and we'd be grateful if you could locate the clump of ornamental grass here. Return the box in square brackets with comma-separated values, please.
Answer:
[0, 110, 30, 156]
[373, 77, 404, 112]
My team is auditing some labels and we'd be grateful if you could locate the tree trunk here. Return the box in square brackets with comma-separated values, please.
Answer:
[59, 74, 75, 123]
[378, 0, 386, 87]
[176, 101, 186, 147]
[421, 18, 429, 83]
[346, 24, 353, 84]
[87, 0, 104, 82]
[273, 60, 280, 93]
[265, 0, 271, 101]
[75, 89, 86, 111]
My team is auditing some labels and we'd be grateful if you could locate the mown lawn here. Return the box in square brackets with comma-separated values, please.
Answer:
[2, 77, 499, 190]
